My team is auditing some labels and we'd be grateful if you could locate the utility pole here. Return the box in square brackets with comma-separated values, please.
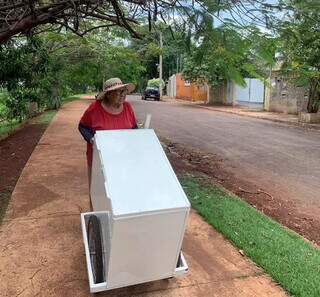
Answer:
[176, 56, 179, 73]
[159, 31, 163, 100]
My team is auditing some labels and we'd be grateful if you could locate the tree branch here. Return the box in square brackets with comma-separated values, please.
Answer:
[0, 0, 146, 42]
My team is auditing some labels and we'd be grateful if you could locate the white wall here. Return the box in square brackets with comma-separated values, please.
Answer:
[167, 75, 176, 98]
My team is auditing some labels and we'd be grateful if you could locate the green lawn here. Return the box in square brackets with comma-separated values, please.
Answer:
[35, 110, 57, 124]
[180, 174, 320, 297]
[62, 92, 95, 104]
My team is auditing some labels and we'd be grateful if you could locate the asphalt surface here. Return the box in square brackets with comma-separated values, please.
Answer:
[130, 96, 320, 218]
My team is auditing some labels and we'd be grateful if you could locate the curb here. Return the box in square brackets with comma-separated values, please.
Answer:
[196, 105, 320, 131]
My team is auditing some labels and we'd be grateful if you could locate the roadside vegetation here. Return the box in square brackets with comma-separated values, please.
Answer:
[180, 174, 320, 297]
[0, 92, 83, 139]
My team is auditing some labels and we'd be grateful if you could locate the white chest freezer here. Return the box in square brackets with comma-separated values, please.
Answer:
[80, 129, 190, 293]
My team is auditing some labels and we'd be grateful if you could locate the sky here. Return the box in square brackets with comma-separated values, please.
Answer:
[212, 0, 285, 31]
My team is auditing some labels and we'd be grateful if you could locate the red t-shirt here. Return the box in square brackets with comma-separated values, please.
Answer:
[80, 100, 137, 166]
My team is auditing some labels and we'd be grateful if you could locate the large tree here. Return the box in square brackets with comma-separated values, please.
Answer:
[0, 1, 282, 44]
[0, 0, 188, 43]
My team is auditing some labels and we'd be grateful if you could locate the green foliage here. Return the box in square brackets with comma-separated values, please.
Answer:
[147, 78, 164, 88]
[278, 0, 320, 112]
[130, 30, 162, 90]
[0, 36, 62, 121]
[0, 37, 49, 91]
[182, 25, 275, 87]
[0, 28, 146, 122]
[129, 7, 279, 90]
[130, 25, 190, 89]
[0, 119, 20, 140]
[4, 88, 37, 122]
[46, 30, 146, 93]
[0, 89, 8, 119]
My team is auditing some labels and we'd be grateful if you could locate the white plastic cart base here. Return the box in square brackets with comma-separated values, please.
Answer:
[81, 211, 188, 293]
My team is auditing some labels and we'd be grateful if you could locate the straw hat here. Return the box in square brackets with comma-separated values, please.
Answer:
[96, 78, 135, 100]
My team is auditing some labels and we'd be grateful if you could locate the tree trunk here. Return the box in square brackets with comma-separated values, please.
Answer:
[51, 86, 61, 110]
[307, 78, 320, 113]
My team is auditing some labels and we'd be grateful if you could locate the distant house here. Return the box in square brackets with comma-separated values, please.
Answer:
[166, 73, 208, 102]
[208, 79, 265, 108]
[168, 69, 308, 115]
[209, 73, 308, 114]
[264, 65, 308, 114]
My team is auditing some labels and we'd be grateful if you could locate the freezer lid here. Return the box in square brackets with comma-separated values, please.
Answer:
[94, 129, 190, 216]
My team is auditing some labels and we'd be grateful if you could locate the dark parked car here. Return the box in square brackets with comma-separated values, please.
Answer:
[142, 86, 160, 101]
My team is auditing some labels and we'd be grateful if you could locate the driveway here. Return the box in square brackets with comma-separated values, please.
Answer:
[131, 96, 320, 219]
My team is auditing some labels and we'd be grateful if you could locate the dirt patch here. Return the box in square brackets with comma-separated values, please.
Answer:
[0, 123, 47, 223]
[160, 138, 320, 247]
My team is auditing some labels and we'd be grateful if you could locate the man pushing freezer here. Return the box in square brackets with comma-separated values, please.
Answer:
[80, 129, 190, 293]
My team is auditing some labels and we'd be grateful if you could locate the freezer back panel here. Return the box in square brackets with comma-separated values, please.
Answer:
[107, 209, 188, 288]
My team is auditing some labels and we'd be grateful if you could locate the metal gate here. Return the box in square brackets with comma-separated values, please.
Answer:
[234, 78, 264, 107]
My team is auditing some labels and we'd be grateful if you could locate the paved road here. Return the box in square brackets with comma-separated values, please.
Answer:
[130, 96, 320, 217]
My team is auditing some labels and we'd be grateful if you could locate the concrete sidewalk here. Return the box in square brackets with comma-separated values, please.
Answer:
[0, 99, 287, 297]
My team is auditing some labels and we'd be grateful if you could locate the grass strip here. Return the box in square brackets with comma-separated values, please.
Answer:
[35, 110, 57, 125]
[180, 174, 320, 297]
[62, 92, 95, 105]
